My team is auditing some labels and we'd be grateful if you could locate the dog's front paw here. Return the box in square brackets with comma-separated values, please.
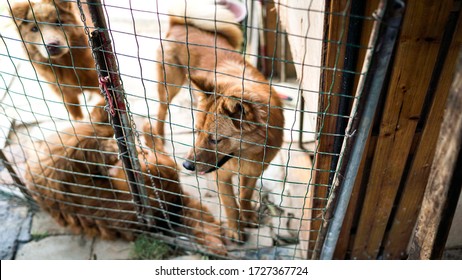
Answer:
[204, 235, 228, 256]
[224, 227, 245, 243]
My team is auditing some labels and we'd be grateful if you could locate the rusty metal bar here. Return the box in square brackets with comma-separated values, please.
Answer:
[84, 0, 152, 225]
[0, 150, 33, 202]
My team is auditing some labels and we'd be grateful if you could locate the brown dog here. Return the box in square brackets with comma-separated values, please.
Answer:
[25, 100, 226, 255]
[10, 0, 97, 120]
[157, 1, 284, 241]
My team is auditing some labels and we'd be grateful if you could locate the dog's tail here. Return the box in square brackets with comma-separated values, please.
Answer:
[168, 0, 243, 50]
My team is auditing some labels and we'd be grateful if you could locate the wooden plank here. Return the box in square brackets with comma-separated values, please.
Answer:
[331, 0, 380, 259]
[383, 6, 462, 260]
[350, 0, 454, 259]
[408, 48, 462, 260]
[273, 0, 326, 258]
[310, 0, 350, 258]
[263, 1, 297, 79]
[264, 1, 280, 77]
[275, 0, 325, 130]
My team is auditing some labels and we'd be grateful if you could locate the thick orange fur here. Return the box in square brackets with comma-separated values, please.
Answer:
[157, 2, 285, 241]
[10, 0, 97, 120]
[25, 101, 226, 255]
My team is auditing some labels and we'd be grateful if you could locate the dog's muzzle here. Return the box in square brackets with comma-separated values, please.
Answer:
[182, 160, 196, 171]
[46, 41, 63, 56]
[182, 153, 233, 173]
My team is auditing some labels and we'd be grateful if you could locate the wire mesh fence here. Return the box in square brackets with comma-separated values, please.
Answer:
[0, 0, 378, 259]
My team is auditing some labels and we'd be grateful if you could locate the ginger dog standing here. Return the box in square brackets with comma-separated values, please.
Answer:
[10, 0, 97, 120]
[158, 0, 284, 241]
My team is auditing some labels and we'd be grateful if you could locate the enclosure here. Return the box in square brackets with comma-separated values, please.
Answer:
[0, 0, 461, 260]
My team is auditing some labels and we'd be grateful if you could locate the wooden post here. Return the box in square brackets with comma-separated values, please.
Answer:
[408, 48, 462, 260]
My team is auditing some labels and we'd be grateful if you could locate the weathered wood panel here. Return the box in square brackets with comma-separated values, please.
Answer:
[351, 0, 454, 259]
[408, 48, 462, 260]
[382, 7, 462, 259]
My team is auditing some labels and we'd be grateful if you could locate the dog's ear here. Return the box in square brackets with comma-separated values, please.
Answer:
[189, 73, 215, 95]
[55, 0, 74, 13]
[40, 0, 74, 14]
[221, 97, 261, 129]
[41, 0, 73, 11]
[10, 2, 31, 27]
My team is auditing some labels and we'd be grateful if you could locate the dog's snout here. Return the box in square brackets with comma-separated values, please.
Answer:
[46, 41, 62, 56]
[182, 160, 196, 171]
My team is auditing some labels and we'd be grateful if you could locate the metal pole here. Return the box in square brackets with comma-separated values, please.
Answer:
[84, 0, 153, 225]
[319, 0, 405, 260]
[0, 150, 34, 203]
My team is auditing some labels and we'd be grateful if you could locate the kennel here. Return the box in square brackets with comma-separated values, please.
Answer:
[1, 0, 461, 260]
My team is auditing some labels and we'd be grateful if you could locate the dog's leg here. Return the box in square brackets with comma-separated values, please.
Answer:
[142, 120, 165, 153]
[155, 56, 185, 139]
[89, 97, 110, 124]
[61, 89, 84, 120]
[215, 169, 243, 241]
[239, 175, 259, 228]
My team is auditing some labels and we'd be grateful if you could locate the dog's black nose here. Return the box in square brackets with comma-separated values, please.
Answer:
[182, 160, 195, 171]
[46, 42, 62, 56]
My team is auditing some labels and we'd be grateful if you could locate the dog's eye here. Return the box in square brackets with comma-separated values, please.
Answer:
[209, 138, 222, 145]
[55, 19, 62, 25]
[31, 26, 38, 32]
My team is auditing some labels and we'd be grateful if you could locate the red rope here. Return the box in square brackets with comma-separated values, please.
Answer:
[99, 76, 115, 116]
